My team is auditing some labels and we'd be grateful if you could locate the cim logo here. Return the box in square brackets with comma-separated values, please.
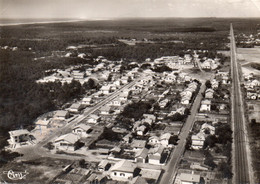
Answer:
[3, 170, 29, 181]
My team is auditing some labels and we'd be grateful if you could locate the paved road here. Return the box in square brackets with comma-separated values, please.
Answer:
[16, 76, 141, 160]
[160, 83, 206, 184]
[230, 23, 251, 184]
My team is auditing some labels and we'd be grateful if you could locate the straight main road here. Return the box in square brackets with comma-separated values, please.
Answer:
[37, 77, 139, 147]
[16, 75, 142, 160]
[230, 23, 252, 184]
[160, 82, 206, 184]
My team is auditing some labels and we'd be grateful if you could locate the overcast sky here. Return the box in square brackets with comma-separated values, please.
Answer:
[0, 0, 260, 19]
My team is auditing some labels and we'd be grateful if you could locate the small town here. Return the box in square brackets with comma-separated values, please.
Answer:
[3, 44, 237, 184]
[1, 2, 260, 184]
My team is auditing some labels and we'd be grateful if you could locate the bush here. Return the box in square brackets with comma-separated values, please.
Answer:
[44, 142, 54, 150]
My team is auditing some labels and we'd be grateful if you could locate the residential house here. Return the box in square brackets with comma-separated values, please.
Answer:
[201, 60, 211, 69]
[142, 118, 153, 126]
[199, 99, 211, 112]
[35, 118, 50, 131]
[205, 88, 214, 99]
[148, 136, 160, 146]
[114, 80, 121, 86]
[72, 124, 91, 137]
[78, 53, 86, 58]
[86, 173, 107, 184]
[54, 110, 70, 120]
[181, 96, 190, 105]
[131, 139, 146, 151]
[136, 125, 147, 136]
[119, 92, 128, 102]
[69, 103, 85, 114]
[211, 79, 219, 89]
[100, 106, 111, 115]
[82, 96, 93, 106]
[247, 91, 258, 100]
[100, 85, 111, 95]
[121, 76, 129, 84]
[123, 133, 133, 143]
[160, 133, 171, 147]
[143, 114, 156, 123]
[54, 133, 79, 151]
[110, 160, 136, 182]
[159, 99, 169, 108]
[139, 169, 162, 184]
[8, 129, 33, 145]
[72, 70, 84, 80]
[98, 160, 110, 172]
[201, 123, 215, 135]
[108, 98, 122, 107]
[87, 114, 100, 124]
[178, 172, 201, 184]
[135, 148, 148, 163]
[148, 145, 164, 165]
[191, 133, 205, 150]
[250, 79, 260, 88]
[164, 74, 176, 83]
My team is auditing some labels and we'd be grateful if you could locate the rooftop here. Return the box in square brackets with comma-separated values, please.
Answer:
[9, 129, 30, 136]
[55, 110, 68, 117]
[55, 133, 78, 144]
[110, 160, 136, 173]
[73, 124, 91, 131]
[179, 173, 200, 183]
[131, 139, 146, 148]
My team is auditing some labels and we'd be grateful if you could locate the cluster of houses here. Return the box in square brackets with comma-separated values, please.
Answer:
[200, 58, 220, 70]
[191, 123, 215, 150]
[5, 50, 229, 183]
[154, 54, 193, 68]
[152, 52, 222, 71]
[180, 81, 199, 105]
[0, 45, 18, 51]
[237, 33, 260, 46]
[244, 73, 260, 100]
[173, 71, 232, 184]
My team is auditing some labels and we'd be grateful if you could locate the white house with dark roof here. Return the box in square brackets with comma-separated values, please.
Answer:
[191, 133, 205, 150]
[199, 99, 211, 112]
[110, 160, 136, 182]
[100, 106, 111, 115]
[131, 139, 146, 151]
[82, 96, 93, 105]
[87, 114, 100, 124]
[54, 133, 79, 151]
[135, 148, 148, 163]
[148, 145, 164, 165]
[205, 88, 214, 99]
[69, 103, 85, 114]
[100, 85, 111, 95]
[72, 124, 91, 137]
[8, 129, 33, 146]
[136, 125, 147, 136]
[160, 133, 171, 147]
[54, 110, 69, 120]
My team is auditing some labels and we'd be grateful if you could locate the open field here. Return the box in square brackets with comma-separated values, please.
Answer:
[237, 48, 260, 76]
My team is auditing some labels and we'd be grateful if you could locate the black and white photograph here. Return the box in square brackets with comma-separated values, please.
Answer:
[0, 0, 260, 183]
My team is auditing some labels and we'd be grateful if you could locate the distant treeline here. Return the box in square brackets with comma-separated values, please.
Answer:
[137, 27, 216, 33]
